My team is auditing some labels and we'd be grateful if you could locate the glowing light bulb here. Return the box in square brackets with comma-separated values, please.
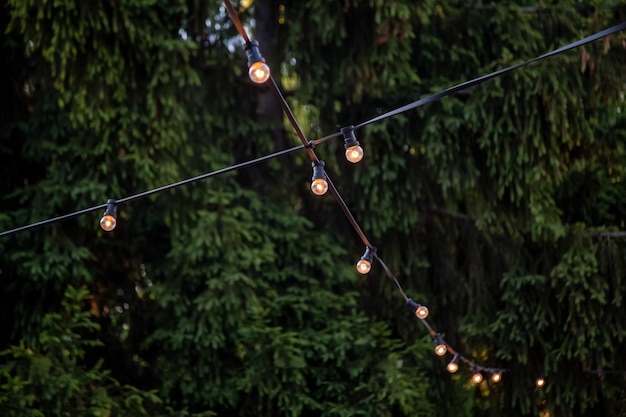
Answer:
[491, 372, 502, 383]
[356, 247, 375, 274]
[472, 371, 483, 384]
[311, 178, 328, 195]
[415, 305, 429, 319]
[407, 299, 429, 319]
[246, 42, 270, 84]
[99, 199, 118, 232]
[248, 61, 270, 84]
[536, 377, 545, 388]
[433, 333, 447, 356]
[345, 145, 364, 163]
[447, 354, 460, 373]
[356, 259, 371, 274]
[435, 344, 447, 356]
[100, 215, 117, 231]
[310, 161, 328, 195]
[342, 125, 364, 163]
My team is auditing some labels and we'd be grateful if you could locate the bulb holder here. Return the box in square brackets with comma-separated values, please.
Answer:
[245, 41, 270, 84]
[433, 333, 447, 356]
[100, 199, 118, 232]
[341, 126, 359, 148]
[311, 161, 329, 195]
[356, 246, 376, 274]
[406, 298, 429, 319]
[447, 354, 461, 373]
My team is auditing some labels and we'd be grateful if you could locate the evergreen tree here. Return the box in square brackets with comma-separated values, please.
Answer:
[1, 1, 625, 416]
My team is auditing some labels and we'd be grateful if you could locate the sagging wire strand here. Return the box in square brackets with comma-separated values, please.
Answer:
[0, 0, 624, 386]
[0, 144, 306, 237]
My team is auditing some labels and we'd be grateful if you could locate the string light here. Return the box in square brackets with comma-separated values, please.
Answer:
[245, 41, 270, 84]
[536, 376, 546, 388]
[407, 298, 429, 319]
[447, 354, 460, 373]
[356, 246, 375, 274]
[99, 199, 118, 232]
[472, 367, 484, 384]
[341, 125, 363, 163]
[311, 161, 329, 195]
[0, 2, 622, 393]
[490, 370, 503, 383]
[433, 333, 447, 356]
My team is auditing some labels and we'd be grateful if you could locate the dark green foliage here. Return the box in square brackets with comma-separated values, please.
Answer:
[1, 0, 626, 416]
[0, 286, 210, 417]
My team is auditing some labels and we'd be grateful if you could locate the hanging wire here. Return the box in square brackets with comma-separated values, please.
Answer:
[223, 0, 252, 46]
[355, 21, 626, 129]
[0, 143, 306, 237]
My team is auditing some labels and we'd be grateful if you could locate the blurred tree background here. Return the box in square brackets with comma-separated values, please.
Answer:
[1, 0, 625, 416]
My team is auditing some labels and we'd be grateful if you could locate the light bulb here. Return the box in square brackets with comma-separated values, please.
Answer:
[248, 61, 270, 84]
[356, 259, 371, 274]
[491, 371, 502, 383]
[433, 333, 447, 356]
[345, 145, 364, 163]
[245, 41, 270, 84]
[342, 125, 364, 163]
[407, 299, 429, 319]
[356, 247, 376, 274]
[311, 178, 328, 195]
[447, 354, 460, 373]
[310, 161, 328, 195]
[415, 305, 429, 319]
[536, 377, 545, 388]
[435, 344, 447, 356]
[472, 371, 483, 384]
[99, 199, 118, 232]
[100, 215, 117, 231]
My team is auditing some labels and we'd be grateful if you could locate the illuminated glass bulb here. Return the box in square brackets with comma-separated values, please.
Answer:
[246, 41, 270, 84]
[491, 371, 502, 383]
[447, 354, 460, 373]
[356, 247, 375, 274]
[432, 333, 447, 356]
[311, 178, 328, 195]
[356, 259, 371, 274]
[248, 61, 270, 84]
[415, 305, 429, 319]
[536, 377, 546, 388]
[99, 199, 118, 232]
[407, 299, 429, 320]
[100, 215, 117, 231]
[472, 371, 483, 384]
[310, 161, 328, 195]
[434, 343, 447, 356]
[345, 145, 364, 163]
[342, 125, 364, 163]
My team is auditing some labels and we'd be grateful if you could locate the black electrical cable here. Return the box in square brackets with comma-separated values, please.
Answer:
[0, 143, 306, 237]
[373, 253, 409, 302]
[223, 0, 252, 46]
[269, 77, 321, 163]
[324, 174, 372, 247]
[355, 21, 626, 129]
[266, 74, 376, 249]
